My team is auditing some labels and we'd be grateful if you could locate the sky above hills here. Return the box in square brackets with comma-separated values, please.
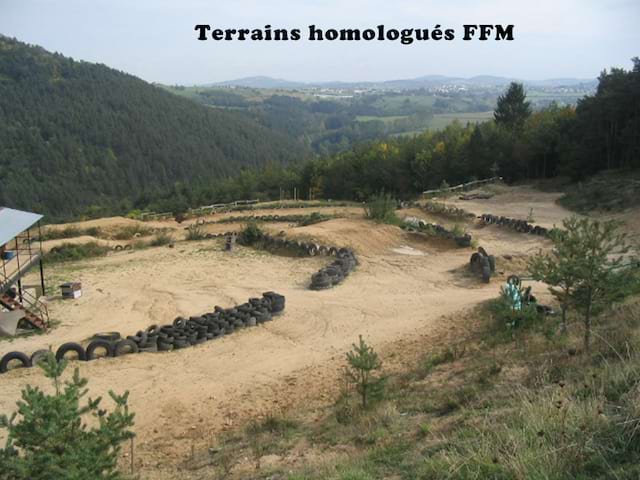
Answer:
[1, 0, 638, 85]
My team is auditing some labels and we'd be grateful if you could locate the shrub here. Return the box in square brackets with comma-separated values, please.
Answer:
[45, 242, 111, 263]
[451, 223, 467, 237]
[0, 354, 135, 479]
[299, 211, 330, 226]
[364, 193, 399, 225]
[239, 220, 263, 245]
[493, 285, 542, 331]
[150, 231, 173, 246]
[185, 224, 206, 241]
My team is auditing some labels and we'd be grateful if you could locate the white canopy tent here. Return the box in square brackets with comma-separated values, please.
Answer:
[0, 207, 43, 247]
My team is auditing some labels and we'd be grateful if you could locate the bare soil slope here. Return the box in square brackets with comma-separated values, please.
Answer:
[0, 187, 586, 478]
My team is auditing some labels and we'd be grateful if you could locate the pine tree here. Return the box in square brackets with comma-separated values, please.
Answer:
[529, 217, 632, 351]
[345, 336, 385, 408]
[0, 353, 135, 479]
[528, 218, 582, 332]
[494, 82, 532, 134]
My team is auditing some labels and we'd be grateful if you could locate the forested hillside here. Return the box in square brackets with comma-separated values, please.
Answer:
[0, 36, 308, 219]
[178, 58, 639, 207]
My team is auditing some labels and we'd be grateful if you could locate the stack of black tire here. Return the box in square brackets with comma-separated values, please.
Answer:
[469, 247, 496, 283]
[480, 214, 549, 237]
[260, 234, 340, 258]
[0, 292, 286, 374]
[310, 248, 358, 290]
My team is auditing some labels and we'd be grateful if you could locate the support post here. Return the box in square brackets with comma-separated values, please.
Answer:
[39, 259, 46, 297]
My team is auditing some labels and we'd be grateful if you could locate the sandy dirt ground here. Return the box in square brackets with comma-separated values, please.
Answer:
[0, 186, 613, 478]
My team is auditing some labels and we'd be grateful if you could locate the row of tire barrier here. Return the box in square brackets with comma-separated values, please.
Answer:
[242, 232, 339, 258]
[234, 231, 359, 289]
[203, 213, 334, 226]
[199, 230, 342, 259]
[480, 214, 549, 237]
[459, 192, 493, 201]
[403, 217, 472, 248]
[310, 248, 358, 290]
[0, 292, 285, 374]
[469, 247, 496, 283]
[422, 201, 476, 220]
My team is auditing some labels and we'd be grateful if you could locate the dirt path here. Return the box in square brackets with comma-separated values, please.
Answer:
[0, 187, 579, 478]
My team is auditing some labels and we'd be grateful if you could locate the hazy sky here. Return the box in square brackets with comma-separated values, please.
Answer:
[1, 0, 638, 84]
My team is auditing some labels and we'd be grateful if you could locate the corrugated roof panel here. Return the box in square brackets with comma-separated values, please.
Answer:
[0, 207, 43, 246]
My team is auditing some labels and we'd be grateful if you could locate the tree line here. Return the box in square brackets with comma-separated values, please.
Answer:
[175, 58, 638, 212]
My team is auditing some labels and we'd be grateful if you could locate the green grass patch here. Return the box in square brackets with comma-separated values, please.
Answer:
[111, 224, 153, 240]
[149, 231, 173, 246]
[39, 225, 102, 241]
[44, 242, 111, 263]
[558, 169, 640, 213]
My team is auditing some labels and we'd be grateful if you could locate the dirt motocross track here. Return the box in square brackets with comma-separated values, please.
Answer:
[0, 186, 602, 478]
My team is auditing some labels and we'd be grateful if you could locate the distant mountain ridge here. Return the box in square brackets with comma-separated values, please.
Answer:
[212, 74, 597, 90]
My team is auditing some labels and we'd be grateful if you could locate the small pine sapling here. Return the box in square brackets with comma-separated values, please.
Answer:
[346, 336, 385, 408]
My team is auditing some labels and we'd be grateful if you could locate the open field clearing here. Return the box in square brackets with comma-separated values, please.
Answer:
[1, 185, 633, 478]
[428, 111, 494, 129]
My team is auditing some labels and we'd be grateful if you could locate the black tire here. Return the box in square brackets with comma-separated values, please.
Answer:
[469, 252, 482, 271]
[30, 349, 51, 367]
[94, 332, 121, 342]
[56, 342, 87, 362]
[157, 342, 173, 351]
[478, 246, 489, 257]
[173, 338, 190, 349]
[488, 255, 496, 273]
[138, 344, 158, 353]
[173, 317, 186, 329]
[86, 339, 115, 360]
[0, 351, 31, 373]
[481, 257, 491, 283]
[507, 275, 521, 286]
[482, 265, 491, 283]
[114, 245, 123, 251]
[113, 339, 139, 356]
[145, 324, 160, 335]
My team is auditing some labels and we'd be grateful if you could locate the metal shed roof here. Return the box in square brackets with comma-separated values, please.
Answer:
[0, 207, 43, 247]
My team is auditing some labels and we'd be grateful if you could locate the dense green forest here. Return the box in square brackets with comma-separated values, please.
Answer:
[156, 58, 639, 210]
[1, 34, 637, 220]
[0, 36, 308, 220]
